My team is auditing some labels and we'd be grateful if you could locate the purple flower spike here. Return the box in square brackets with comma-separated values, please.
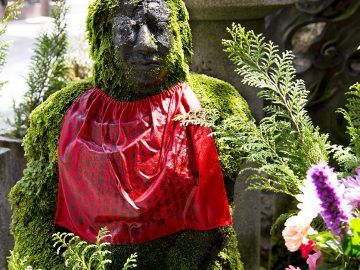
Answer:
[307, 162, 349, 240]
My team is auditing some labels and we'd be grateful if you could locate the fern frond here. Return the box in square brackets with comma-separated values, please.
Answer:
[176, 109, 302, 195]
[173, 109, 217, 127]
[52, 227, 112, 270]
[89, 227, 112, 270]
[122, 253, 138, 270]
[176, 25, 335, 195]
[7, 250, 41, 270]
[340, 83, 360, 161]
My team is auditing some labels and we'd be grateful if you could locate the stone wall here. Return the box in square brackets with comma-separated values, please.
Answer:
[0, 137, 26, 270]
[183, 1, 296, 269]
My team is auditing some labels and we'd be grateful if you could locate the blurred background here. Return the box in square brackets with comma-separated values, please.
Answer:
[0, 0, 90, 130]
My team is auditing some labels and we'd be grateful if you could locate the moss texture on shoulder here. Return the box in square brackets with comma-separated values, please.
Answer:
[9, 0, 252, 269]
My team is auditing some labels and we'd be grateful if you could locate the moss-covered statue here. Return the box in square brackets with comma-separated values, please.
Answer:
[10, 0, 252, 269]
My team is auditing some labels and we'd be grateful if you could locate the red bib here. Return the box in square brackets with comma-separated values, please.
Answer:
[55, 83, 232, 244]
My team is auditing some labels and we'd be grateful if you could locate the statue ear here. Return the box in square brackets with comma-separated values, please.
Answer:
[173, 0, 193, 62]
[87, 1, 116, 59]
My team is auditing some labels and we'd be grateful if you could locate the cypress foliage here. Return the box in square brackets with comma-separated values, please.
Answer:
[221, 24, 360, 194]
[162, 23, 360, 270]
[222, 24, 330, 196]
[8, 0, 68, 138]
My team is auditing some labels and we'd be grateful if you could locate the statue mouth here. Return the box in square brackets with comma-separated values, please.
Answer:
[128, 56, 162, 68]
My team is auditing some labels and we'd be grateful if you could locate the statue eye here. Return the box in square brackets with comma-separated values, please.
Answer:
[147, 2, 170, 23]
[113, 16, 135, 28]
[157, 22, 168, 31]
[145, 19, 168, 35]
[113, 17, 138, 44]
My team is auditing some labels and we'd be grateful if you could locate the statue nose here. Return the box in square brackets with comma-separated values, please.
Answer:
[134, 24, 158, 52]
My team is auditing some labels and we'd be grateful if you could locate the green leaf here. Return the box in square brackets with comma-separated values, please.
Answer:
[316, 263, 343, 270]
[342, 218, 360, 257]
[308, 231, 342, 256]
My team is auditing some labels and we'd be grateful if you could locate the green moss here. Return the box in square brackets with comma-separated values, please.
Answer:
[109, 228, 240, 270]
[10, 1, 252, 269]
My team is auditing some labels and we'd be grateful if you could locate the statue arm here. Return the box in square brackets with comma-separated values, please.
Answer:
[9, 80, 93, 268]
[187, 73, 253, 270]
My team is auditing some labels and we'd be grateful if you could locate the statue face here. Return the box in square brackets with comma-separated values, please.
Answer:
[112, 0, 172, 86]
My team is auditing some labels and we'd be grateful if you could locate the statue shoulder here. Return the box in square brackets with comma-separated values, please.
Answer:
[187, 73, 252, 121]
[32, 79, 93, 118]
[187, 73, 253, 181]
[23, 79, 93, 163]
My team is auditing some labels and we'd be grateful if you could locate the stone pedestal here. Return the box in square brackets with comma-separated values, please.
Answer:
[0, 147, 11, 270]
[184, 1, 296, 269]
[233, 172, 261, 270]
[0, 137, 26, 183]
[0, 137, 25, 270]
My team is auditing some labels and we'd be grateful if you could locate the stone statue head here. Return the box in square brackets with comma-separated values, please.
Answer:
[112, 0, 172, 86]
[86, 0, 192, 100]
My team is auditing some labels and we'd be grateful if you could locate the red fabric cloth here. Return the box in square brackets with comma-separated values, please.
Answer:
[55, 82, 232, 245]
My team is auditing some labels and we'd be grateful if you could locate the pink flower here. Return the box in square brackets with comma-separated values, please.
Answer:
[285, 266, 301, 270]
[299, 240, 316, 258]
[282, 215, 317, 252]
[306, 250, 321, 270]
[342, 167, 360, 212]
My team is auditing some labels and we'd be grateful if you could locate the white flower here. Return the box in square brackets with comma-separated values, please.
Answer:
[295, 175, 321, 222]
